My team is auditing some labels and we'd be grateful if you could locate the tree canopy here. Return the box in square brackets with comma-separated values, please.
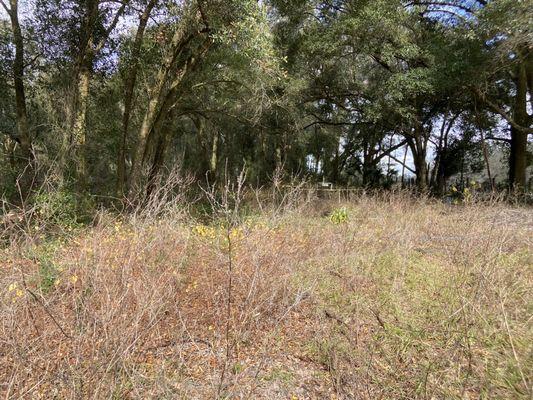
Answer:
[0, 0, 531, 204]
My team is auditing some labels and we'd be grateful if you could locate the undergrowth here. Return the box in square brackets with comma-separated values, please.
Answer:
[0, 192, 531, 399]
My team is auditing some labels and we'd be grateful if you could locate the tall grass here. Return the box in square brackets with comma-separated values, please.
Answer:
[0, 189, 531, 398]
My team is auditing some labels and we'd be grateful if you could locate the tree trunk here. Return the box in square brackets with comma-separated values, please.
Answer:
[71, 63, 91, 191]
[436, 127, 450, 195]
[430, 115, 448, 192]
[140, 64, 209, 199]
[146, 120, 172, 200]
[332, 137, 340, 184]
[400, 144, 408, 187]
[480, 130, 494, 191]
[5, 0, 33, 197]
[62, 0, 98, 190]
[210, 130, 219, 177]
[509, 127, 528, 190]
[8, 0, 31, 161]
[128, 25, 200, 192]
[116, 0, 157, 196]
[409, 132, 428, 193]
[432, 114, 459, 195]
[64, 0, 127, 191]
[509, 60, 529, 190]
[405, 119, 429, 193]
[413, 150, 428, 192]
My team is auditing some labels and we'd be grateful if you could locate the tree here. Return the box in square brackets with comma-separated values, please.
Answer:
[1, 0, 33, 196]
[116, 0, 158, 196]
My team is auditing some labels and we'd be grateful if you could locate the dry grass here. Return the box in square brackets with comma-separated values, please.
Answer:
[1, 193, 532, 399]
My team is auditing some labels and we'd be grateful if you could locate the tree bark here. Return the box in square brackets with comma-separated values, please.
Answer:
[509, 59, 529, 190]
[71, 62, 92, 190]
[408, 123, 428, 192]
[210, 130, 219, 177]
[412, 148, 428, 192]
[432, 113, 459, 195]
[63, 0, 98, 190]
[128, 25, 200, 191]
[3, 0, 33, 196]
[129, 21, 212, 193]
[146, 118, 172, 200]
[116, 0, 157, 196]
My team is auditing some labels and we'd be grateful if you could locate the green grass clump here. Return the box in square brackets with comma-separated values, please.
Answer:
[329, 207, 348, 224]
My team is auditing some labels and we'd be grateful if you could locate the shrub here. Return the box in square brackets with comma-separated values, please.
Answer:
[32, 189, 88, 231]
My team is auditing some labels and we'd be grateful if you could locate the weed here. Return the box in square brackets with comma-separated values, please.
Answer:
[0, 195, 530, 399]
[329, 207, 348, 224]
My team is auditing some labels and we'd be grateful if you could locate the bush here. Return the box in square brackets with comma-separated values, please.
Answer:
[32, 189, 86, 232]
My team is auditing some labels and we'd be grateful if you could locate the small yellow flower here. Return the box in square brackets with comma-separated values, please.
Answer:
[8, 282, 17, 292]
[193, 224, 217, 239]
[229, 227, 244, 240]
[70, 275, 78, 284]
[15, 289, 24, 297]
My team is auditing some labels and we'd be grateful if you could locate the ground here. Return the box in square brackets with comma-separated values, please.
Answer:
[1, 194, 532, 399]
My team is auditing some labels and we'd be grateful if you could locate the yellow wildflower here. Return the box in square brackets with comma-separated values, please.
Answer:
[8, 282, 17, 292]
[193, 224, 217, 239]
[229, 227, 244, 240]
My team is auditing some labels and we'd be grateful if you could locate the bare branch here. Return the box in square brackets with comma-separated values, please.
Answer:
[0, 0, 10, 13]
[389, 154, 416, 174]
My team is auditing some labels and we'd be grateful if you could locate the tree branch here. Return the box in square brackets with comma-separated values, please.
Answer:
[0, 0, 10, 13]
[388, 154, 416, 174]
[95, 0, 130, 53]
[374, 138, 409, 162]
[486, 135, 511, 143]
[471, 86, 533, 134]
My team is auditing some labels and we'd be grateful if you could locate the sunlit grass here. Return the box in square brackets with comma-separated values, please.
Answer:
[1, 196, 531, 398]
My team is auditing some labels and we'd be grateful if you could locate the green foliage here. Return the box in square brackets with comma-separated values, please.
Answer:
[329, 207, 348, 225]
[38, 253, 59, 293]
[0, 0, 529, 203]
[24, 240, 62, 293]
[449, 181, 478, 204]
[32, 189, 88, 231]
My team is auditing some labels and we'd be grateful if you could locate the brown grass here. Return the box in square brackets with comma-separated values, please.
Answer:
[1, 193, 532, 399]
